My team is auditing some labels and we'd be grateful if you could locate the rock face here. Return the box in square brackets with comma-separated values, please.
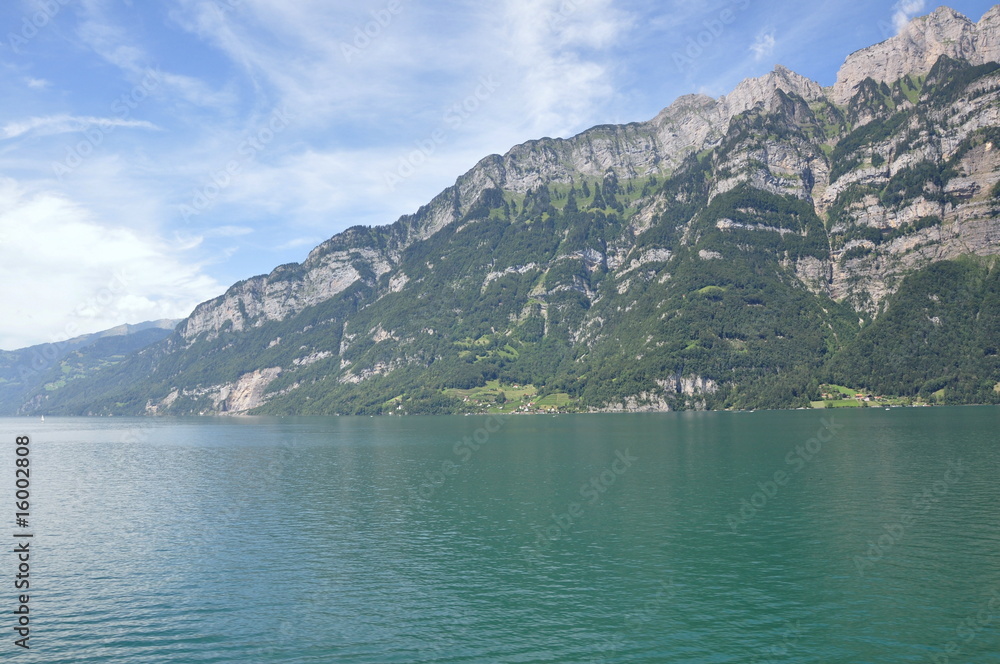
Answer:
[145, 367, 282, 415]
[832, 6, 1000, 104]
[726, 65, 824, 115]
[220, 368, 282, 413]
[180, 238, 395, 342]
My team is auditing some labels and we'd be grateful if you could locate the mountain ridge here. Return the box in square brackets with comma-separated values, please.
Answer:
[0, 319, 179, 414]
[12, 5, 1000, 416]
[175, 63, 839, 343]
[181, 5, 1000, 347]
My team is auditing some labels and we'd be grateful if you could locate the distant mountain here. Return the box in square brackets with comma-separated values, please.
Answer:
[0, 320, 178, 415]
[14, 6, 1000, 416]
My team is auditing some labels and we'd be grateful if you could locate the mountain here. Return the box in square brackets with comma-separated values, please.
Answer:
[13, 6, 1000, 416]
[0, 320, 178, 415]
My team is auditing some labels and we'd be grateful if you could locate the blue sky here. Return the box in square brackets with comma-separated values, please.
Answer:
[0, 0, 996, 349]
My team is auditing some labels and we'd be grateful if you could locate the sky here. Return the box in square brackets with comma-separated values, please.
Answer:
[0, 0, 997, 349]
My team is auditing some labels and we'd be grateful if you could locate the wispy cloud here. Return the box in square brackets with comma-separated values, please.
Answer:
[277, 236, 325, 251]
[1, 115, 159, 140]
[157, 0, 637, 234]
[892, 0, 926, 34]
[170, 0, 633, 137]
[750, 30, 776, 61]
[158, 72, 240, 111]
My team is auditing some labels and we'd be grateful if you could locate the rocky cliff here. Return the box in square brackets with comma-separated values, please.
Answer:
[832, 5, 1000, 104]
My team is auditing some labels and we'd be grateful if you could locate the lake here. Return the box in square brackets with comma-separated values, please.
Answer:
[2, 407, 999, 663]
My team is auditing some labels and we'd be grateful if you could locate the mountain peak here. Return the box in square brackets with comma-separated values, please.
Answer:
[724, 65, 822, 116]
[923, 5, 972, 23]
[831, 3, 1000, 104]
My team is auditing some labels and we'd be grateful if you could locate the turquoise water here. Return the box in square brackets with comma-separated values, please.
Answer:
[1, 408, 999, 662]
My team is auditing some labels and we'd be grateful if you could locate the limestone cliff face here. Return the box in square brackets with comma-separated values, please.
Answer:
[819, 59, 1000, 311]
[472, 65, 826, 197]
[220, 367, 282, 413]
[725, 65, 824, 116]
[180, 236, 395, 341]
[832, 6, 1000, 104]
[145, 367, 282, 415]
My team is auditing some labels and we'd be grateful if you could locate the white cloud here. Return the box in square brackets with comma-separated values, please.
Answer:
[892, 0, 926, 34]
[0, 179, 223, 350]
[750, 30, 776, 61]
[1, 115, 159, 140]
[495, 0, 634, 136]
[25, 78, 49, 89]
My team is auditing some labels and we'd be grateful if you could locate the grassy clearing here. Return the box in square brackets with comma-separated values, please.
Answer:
[444, 380, 579, 413]
[535, 393, 572, 408]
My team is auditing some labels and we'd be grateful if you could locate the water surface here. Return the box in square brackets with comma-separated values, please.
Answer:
[2, 407, 999, 662]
